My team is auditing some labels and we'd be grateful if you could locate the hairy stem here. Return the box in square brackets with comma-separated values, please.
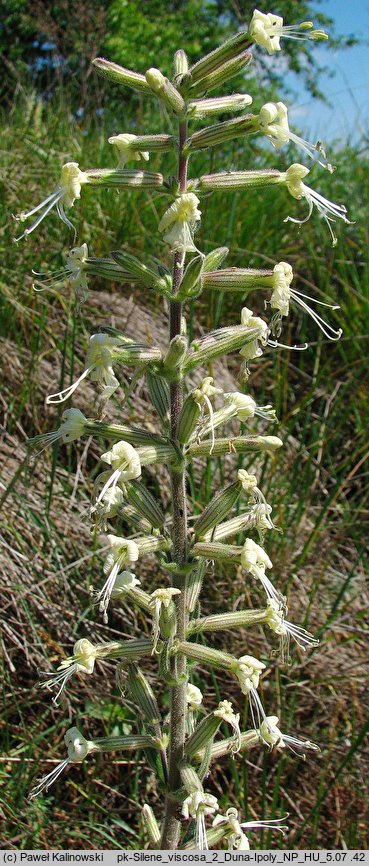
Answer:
[160, 119, 189, 849]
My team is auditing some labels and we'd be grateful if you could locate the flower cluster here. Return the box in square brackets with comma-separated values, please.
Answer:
[22, 6, 346, 852]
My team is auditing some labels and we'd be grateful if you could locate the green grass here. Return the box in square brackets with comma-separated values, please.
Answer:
[0, 91, 368, 850]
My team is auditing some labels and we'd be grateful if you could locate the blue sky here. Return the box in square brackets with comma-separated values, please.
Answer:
[283, 0, 369, 143]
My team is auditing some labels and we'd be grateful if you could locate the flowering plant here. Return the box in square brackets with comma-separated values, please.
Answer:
[20, 8, 348, 850]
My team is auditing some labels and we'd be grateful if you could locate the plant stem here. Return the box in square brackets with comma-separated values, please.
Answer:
[160, 119, 189, 850]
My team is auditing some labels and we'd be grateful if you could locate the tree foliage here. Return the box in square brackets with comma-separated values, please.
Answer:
[0, 0, 355, 107]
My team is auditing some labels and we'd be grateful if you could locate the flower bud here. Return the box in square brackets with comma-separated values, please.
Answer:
[200, 169, 281, 191]
[202, 510, 259, 543]
[188, 434, 283, 458]
[163, 335, 188, 371]
[184, 324, 263, 372]
[203, 246, 229, 272]
[177, 255, 204, 300]
[126, 665, 161, 725]
[174, 49, 189, 79]
[209, 729, 259, 760]
[193, 541, 240, 562]
[93, 58, 151, 92]
[178, 641, 235, 671]
[177, 392, 202, 445]
[85, 419, 169, 448]
[141, 804, 161, 847]
[189, 32, 251, 82]
[86, 168, 164, 190]
[188, 94, 252, 119]
[83, 256, 133, 282]
[159, 599, 178, 640]
[203, 266, 277, 292]
[137, 442, 182, 468]
[146, 371, 171, 429]
[193, 481, 241, 538]
[111, 251, 172, 294]
[129, 133, 175, 153]
[184, 714, 222, 757]
[124, 480, 165, 528]
[188, 608, 267, 635]
[186, 559, 206, 613]
[185, 115, 254, 153]
[145, 68, 185, 114]
[95, 733, 158, 752]
[189, 50, 252, 98]
[107, 637, 153, 662]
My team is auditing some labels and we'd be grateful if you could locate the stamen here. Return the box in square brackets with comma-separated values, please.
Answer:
[291, 293, 342, 340]
[16, 189, 61, 221]
[15, 193, 63, 242]
[95, 467, 121, 506]
[268, 339, 309, 351]
[46, 367, 92, 405]
[56, 201, 77, 238]
[28, 759, 70, 800]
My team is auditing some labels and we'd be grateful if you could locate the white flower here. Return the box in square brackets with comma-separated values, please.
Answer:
[15, 162, 88, 241]
[64, 726, 92, 761]
[159, 192, 201, 253]
[32, 243, 90, 307]
[149, 587, 181, 652]
[237, 469, 258, 496]
[65, 243, 90, 305]
[239, 307, 269, 361]
[46, 333, 121, 404]
[111, 570, 141, 597]
[233, 654, 265, 696]
[259, 716, 319, 755]
[95, 440, 142, 510]
[108, 133, 149, 166]
[186, 683, 203, 733]
[193, 376, 223, 453]
[28, 408, 87, 451]
[186, 683, 203, 711]
[227, 392, 256, 420]
[213, 808, 288, 849]
[284, 163, 352, 247]
[232, 656, 269, 736]
[265, 599, 319, 658]
[241, 537, 272, 577]
[252, 502, 276, 539]
[270, 261, 342, 341]
[182, 791, 219, 850]
[39, 638, 97, 703]
[94, 535, 140, 622]
[214, 700, 241, 752]
[241, 538, 284, 605]
[258, 102, 333, 171]
[28, 727, 95, 800]
[225, 391, 277, 423]
[90, 486, 125, 530]
[249, 9, 327, 55]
